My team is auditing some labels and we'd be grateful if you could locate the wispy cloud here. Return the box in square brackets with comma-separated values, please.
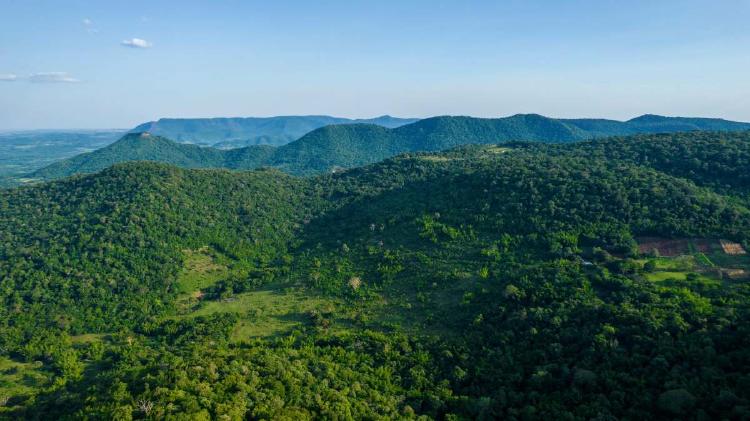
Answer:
[0, 74, 17, 82]
[121, 38, 152, 48]
[28, 72, 80, 83]
[82, 18, 99, 34]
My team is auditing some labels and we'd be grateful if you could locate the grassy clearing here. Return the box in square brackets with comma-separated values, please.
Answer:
[0, 357, 49, 413]
[645, 271, 690, 282]
[652, 256, 696, 271]
[174, 247, 343, 339]
[485, 146, 511, 154]
[70, 333, 105, 344]
[176, 248, 229, 295]
[184, 283, 336, 340]
[419, 155, 455, 162]
[644, 270, 720, 285]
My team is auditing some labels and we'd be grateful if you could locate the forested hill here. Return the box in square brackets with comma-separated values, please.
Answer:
[132, 113, 750, 148]
[30, 115, 591, 180]
[31, 132, 275, 180]
[541, 131, 750, 200]
[31, 116, 750, 181]
[130, 115, 420, 147]
[269, 115, 591, 174]
[562, 114, 750, 137]
[37, 114, 592, 179]
[4, 132, 750, 418]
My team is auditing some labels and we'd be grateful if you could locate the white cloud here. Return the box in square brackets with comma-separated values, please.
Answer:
[82, 18, 99, 33]
[121, 38, 153, 48]
[0, 74, 17, 82]
[28, 72, 80, 83]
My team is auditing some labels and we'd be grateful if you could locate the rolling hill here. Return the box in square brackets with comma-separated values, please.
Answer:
[562, 114, 750, 137]
[3, 132, 750, 418]
[30, 132, 275, 180]
[130, 115, 420, 147]
[31, 114, 750, 181]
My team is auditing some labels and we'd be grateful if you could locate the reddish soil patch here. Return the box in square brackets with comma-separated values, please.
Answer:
[692, 239, 715, 253]
[637, 237, 691, 257]
[637, 237, 724, 257]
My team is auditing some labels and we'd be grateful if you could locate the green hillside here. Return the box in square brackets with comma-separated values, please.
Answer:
[3, 132, 750, 418]
[523, 131, 750, 200]
[31, 133, 275, 180]
[30, 114, 750, 182]
[29, 115, 591, 180]
[562, 114, 750, 136]
[134, 113, 750, 148]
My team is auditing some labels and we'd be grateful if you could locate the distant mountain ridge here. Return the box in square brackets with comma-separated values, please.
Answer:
[30, 113, 750, 181]
[130, 115, 420, 148]
[562, 114, 750, 137]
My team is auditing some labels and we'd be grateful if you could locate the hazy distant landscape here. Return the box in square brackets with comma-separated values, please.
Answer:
[0, 130, 125, 184]
[131, 115, 420, 147]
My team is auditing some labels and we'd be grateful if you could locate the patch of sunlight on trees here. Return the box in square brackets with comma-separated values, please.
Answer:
[0, 357, 49, 411]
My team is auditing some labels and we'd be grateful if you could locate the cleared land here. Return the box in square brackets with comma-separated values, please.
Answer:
[637, 237, 750, 283]
[176, 248, 229, 294]
[186, 283, 334, 340]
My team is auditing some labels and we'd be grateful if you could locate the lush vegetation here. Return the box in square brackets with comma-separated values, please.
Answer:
[562, 113, 750, 137]
[2, 131, 750, 419]
[540, 131, 750, 201]
[134, 113, 750, 148]
[30, 115, 750, 182]
[31, 133, 277, 180]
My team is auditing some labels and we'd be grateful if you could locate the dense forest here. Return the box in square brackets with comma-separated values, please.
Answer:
[131, 113, 750, 148]
[1, 130, 750, 419]
[29, 117, 750, 183]
[31, 133, 277, 180]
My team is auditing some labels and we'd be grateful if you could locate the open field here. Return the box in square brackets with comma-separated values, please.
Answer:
[176, 248, 229, 294]
[643, 271, 719, 285]
[638, 237, 750, 283]
[185, 283, 334, 340]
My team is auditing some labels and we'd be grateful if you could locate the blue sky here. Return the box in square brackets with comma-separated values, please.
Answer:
[1, 0, 749, 129]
